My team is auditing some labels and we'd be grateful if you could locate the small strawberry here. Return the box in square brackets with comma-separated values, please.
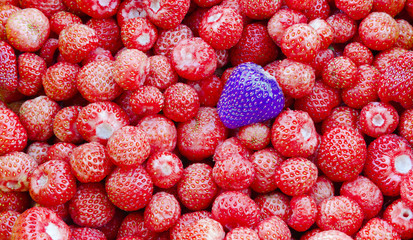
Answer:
[146, 151, 184, 189]
[326, 12, 357, 43]
[401, 171, 413, 215]
[355, 218, 401, 240]
[321, 106, 360, 135]
[358, 101, 399, 138]
[170, 211, 212, 239]
[76, 0, 120, 18]
[308, 18, 334, 50]
[174, 217, 225, 240]
[96, 209, 124, 240]
[53, 106, 83, 144]
[287, 195, 318, 232]
[322, 56, 358, 89]
[303, 0, 330, 20]
[0, 41, 18, 92]
[236, 123, 271, 151]
[0, 5, 20, 40]
[17, 52, 47, 97]
[226, 227, 259, 240]
[0, 107, 27, 156]
[215, 49, 229, 68]
[359, 12, 399, 51]
[121, 17, 158, 52]
[372, 0, 405, 17]
[335, 0, 373, 20]
[50, 11, 82, 35]
[238, 0, 281, 20]
[250, 148, 283, 193]
[19, 0, 65, 17]
[86, 17, 122, 54]
[373, 47, 407, 73]
[42, 62, 80, 101]
[117, 211, 159, 239]
[142, 0, 191, 29]
[33, 203, 70, 222]
[255, 215, 291, 240]
[39, 38, 59, 67]
[182, 7, 208, 37]
[0, 190, 30, 213]
[117, 0, 147, 27]
[26, 142, 50, 165]
[46, 142, 76, 163]
[310, 49, 335, 78]
[343, 42, 373, 66]
[11, 207, 70, 240]
[383, 199, 413, 239]
[145, 55, 179, 91]
[395, 19, 413, 50]
[144, 192, 181, 232]
[307, 230, 352, 240]
[254, 191, 291, 221]
[153, 24, 194, 58]
[0, 210, 19, 240]
[70, 227, 107, 240]
[187, 74, 224, 108]
[163, 83, 200, 122]
[399, 109, 413, 146]
[213, 137, 252, 163]
[267, 8, 308, 46]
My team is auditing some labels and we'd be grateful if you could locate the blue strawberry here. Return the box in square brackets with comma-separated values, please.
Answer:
[217, 62, 285, 129]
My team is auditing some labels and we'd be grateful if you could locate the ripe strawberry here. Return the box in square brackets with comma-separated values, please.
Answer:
[143, 0, 190, 29]
[373, 47, 407, 73]
[58, 24, 99, 64]
[117, 0, 147, 27]
[0, 190, 30, 213]
[163, 83, 199, 122]
[267, 9, 307, 46]
[19, 0, 65, 17]
[50, 11, 82, 35]
[145, 55, 179, 91]
[372, 0, 405, 17]
[144, 192, 181, 232]
[26, 142, 51, 165]
[71, 227, 107, 240]
[170, 211, 212, 239]
[364, 134, 413, 196]
[326, 12, 357, 43]
[359, 12, 399, 51]
[46, 142, 76, 162]
[322, 56, 358, 89]
[317, 125, 367, 182]
[33, 202, 70, 222]
[81, 47, 115, 66]
[146, 151, 183, 189]
[254, 191, 291, 221]
[76, 101, 129, 144]
[69, 183, 116, 228]
[117, 211, 159, 239]
[213, 153, 255, 190]
[53, 106, 83, 144]
[17, 52, 47, 97]
[39, 38, 59, 67]
[86, 17, 122, 54]
[335, 0, 373, 20]
[62, 0, 84, 15]
[137, 114, 177, 154]
[121, 17, 158, 52]
[399, 109, 413, 146]
[0, 41, 17, 92]
[187, 74, 224, 108]
[215, 49, 229, 68]
[96, 209, 124, 240]
[177, 107, 227, 161]
[395, 19, 413, 50]
[307, 230, 352, 240]
[303, 0, 330, 20]
[76, 0, 119, 18]
[308, 18, 334, 50]
[399, 170, 413, 213]
[6, 8, 50, 52]
[0, 210, 19, 240]
[355, 218, 401, 240]
[238, 0, 281, 20]
[105, 165, 153, 211]
[11, 207, 70, 240]
[249, 148, 282, 193]
[174, 217, 225, 240]
[182, 7, 208, 37]
[114, 90, 140, 126]
[226, 227, 259, 240]
[358, 101, 399, 138]
[287, 195, 317, 232]
[0, 5, 20, 40]
[29, 160, 76, 207]
[70, 142, 112, 183]
[310, 49, 334, 78]
[271, 110, 318, 158]
[255, 215, 291, 240]
[343, 42, 374, 66]
[43, 62, 80, 101]
[213, 137, 251, 163]
[236, 123, 271, 151]
[383, 199, 413, 239]
[321, 106, 360, 135]
[0, 107, 27, 156]
[153, 24, 194, 58]
[230, 22, 278, 66]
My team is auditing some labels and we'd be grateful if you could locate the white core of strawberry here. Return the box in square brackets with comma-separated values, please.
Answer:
[6, 181, 22, 191]
[137, 33, 150, 45]
[394, 154, 412, 174]
[372, 114, 385, 127]
[37, 174, 48, 187]
[179, 46, 199, 68]
[45, 223, 62, 240]
[98, 0, 111, 7]
[301, 125, 312, 141]
[128, 9, 146, 19]
[96, 122, 114, 140]
[207, 13, 222, 23]
[150, 0, 161, 13]
[400, 208, 413, 221]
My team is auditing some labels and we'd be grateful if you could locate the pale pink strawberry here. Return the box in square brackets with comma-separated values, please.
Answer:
[69, 183, 116, 228]
[307, 230, 352, 240]
[359, 12, 399, 51]
[0, 190, 30, 213]
[400, 109, 413, 146]
[134, 115, 175, 155]
[11, 207, 70, 240]
[50, 11, 82, 35]
[39, 38, 59, 67]
[143, 0, 191, 29]
[153, 24, 194, 58]
[364, 134, 413, 196]
[187, 74, 224, 107]
[17, 52, 47, 97]
[0, 5, 20, 40]
[225, 227, 259, 240]
[163, 83, 200, 122]
[236, 123, 271, 151]
[177, 107, 228, 162]
[121, 17, 158, 51]
[170, 211, 212, 239]
[19, 96, 61, 142]
[308, 18, 334, 50]
[0, 41, 18, 92]
[117, 211, 159, 239]
[0, 152, 37, 192]
[383, 199, 413, 239]
[117, 0, 147, 27]
[58, 24, 99, 64]
[26, 142, 51, 165]
[76, 101, 129, 144]
[287, 195, 317, 232]
[321, 106, 360, 135]
[106, 126, 151, 167]
[76, 0, 119, 18]
[254, 191, 290, 221]
[335, 0, 373, 20]
[281, 23, 320, 63]
[267, 9, 307, 46]
[0, 210, 19, 240]
[146, 151, 183, 189]
[249, 148, 282, 193]
[255, 215, 291, 240]
[372, 0, 406, 17]
[174, 217, 225, 240]
[310, 48, 335, 77]
[6, 8, 50, 52]
[355, 218, 401, 240]
[373, 47, 407, 73]
[145, 55, 179, 91]
[81, 47, 115, 66]
[144, 192, 181, 232]
[43, 62, 80, 101]
[0, 107, 27, 156]
[322, 56, 358, 89]
[395, 19, 413, 50]
[70, 227, 107, 240]
[358, 101, 399, 138]
[53, 106, 83, 144]
[113, 48, 150, 91]
[70, 142, 112, 183]
[213, 137, 251, 163]
[326, 12, 357, 43]
[86, 17, 122, 54]
[238, 0, 281, 20]
[46, 142, 76, 162]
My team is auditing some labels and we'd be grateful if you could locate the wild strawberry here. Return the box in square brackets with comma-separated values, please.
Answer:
[335, 0, 373, 20]
[256, 215, 291, 240]
[230, 22, 278, 66]
[106, 126, 150, 168]
[26, 142, 51, 165]
[236, 123, 271, 151]
[317, 125, 367, 182]
[11, 207, 70, 240]
[121, 17, 158, 52]
[343, 42, 374, 66]
[0, 5, 20, 40]
[0, 190, 30, 213]
[117, 0, 147, 27]
[16, 52, 47, 97]
[163, 83, 199, 122]
[400, 109, 413, 146]
[0, 210, 19, 240]
[364, 134, 413, 196]
[39, 38, 59, 67]
[50, 11, 82, 35]
[238, 0, 281, 20]
[42, 62, 80, 101]
[76, 101, 129, 144]
[58, 24, 99, 64]
[6, 8, 50, 52]
[383, 199, 413, 239]
[287, 195, 317, 232]
[46, 142, 76, 162]
[146, 151, 183, 189]
[0, 107, 27, 156]
[0, 152, 37, 192]
[0, 41, 17, 92]
[153, 24, 194, 58]
[249, 148, 283, 194]
[143, 0, 191, 29]
[307, 230, 352, 240]
[372, 0, 405, 17]
[86, 17, 122, 54]
[137, 114, 177, 154]
[267, 9, 307, 46]
[355, 218, 401, 240]
[71, 227, 107, 240]
[326, 12, 357, 43]
[53, 106, 83, 144]
[359, 12, 399, 51]
[226, 227, 259, 240]
[76, 0, 119, 18]
[174, 217, 225, 240]
[105, 166, 153, 211]
[358, 101, 399, 138]
[113, 48, 150, 91]
[187, 74, 224, 108]
[69, 183, 116, 228]
[373, 47, 408, 73]
[117, 211, 159, 239]
[322, 56, 358, 89]
[145, 55, 179, 91]
[321, 106, 360, 135]
[395, 19, 413, 50]
[144, 192, 181, 232]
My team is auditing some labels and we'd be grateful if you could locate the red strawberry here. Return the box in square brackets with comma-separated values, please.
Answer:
[146, 151, 184, 189]
[383, 199, 413, 239]
[17, 52, 47, 97]
[284, 0, 316, 11]
[96, 209, 124, 240]
[317, 125, 367, 182]
[307, 230, 352, 240]
[373, 47, 407, 73]
[187, 74, 224, 108]
[116, 0, 147, 27]
[105, 165, 153, 211]
[308, 18, 334, 50]
[69, 142, 112, 183]
[121, 17, 158, 52]
[400, 109, 413, 146]
[114, 90, 140, 125]
[144, 191, 181, 232]
[267, 8, 307, 46]
[0, 41, 17, 92]
[372, 0, 405, 17]
[250, 148, 283, 193]
[46, 142, 76, 163]
[182, 7, 208, 37]
[86, 17, 122, 54]
[117, 211, 159, 239]
[53, 106, 83, 144]
[76, 0, 120, 18]
[322, 56, 358, 89]
[177, 163, 218, 211]
[19, 0, 65, 17]
[326, 12, 357, 43]
[395, 19, 413, 50]
[0, 210, 19, 240]
[11, 207, 70, 240]
[50, 11, 82, 35]
[226, 227, 259, 240]
[343, 42, 373, 67]
[335, 0, 373, 20]
[0, 5, 20, 40]
[42, 62, 80, 101]
[359, 12, 399, 51]
[153, 24, 194, 58]
[321, 106, 360, 135]
[213, 137, 251, 163]
[33, 203, 70, 222]
[303, 0, 330, 20]
[238, 0, 281, 20]
[142, 0, 191, 29]
[69, 183, 116, 228]
[287, 195, 317, 232]
[358, 101, 399, 138]
[355, 218, 401, 240]
[364, 134, 413, 196]
[236, 123, 271, 151]
[174, 217, 225, 240]
[39, 38, 59, 67]
[145, 55, 179, 91]
[70, 227, 107, 240]
[26, 142, 51, 165]
[401, 171, 413, 216]
[255, 215, 291, 240]
[6, 8, 50, 52]
[170, 211, 212, 239]
[163, 83, 199, 122]
[0, 190, 30, 213]
[0, 107, 27, 156]
[254, 191, 291, 221]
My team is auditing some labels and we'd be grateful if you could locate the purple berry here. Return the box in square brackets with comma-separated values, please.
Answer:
[217, 62, 285, 129]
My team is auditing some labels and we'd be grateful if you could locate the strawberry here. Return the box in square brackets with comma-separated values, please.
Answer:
[255, 215, 291, 240]
[0, 41, 17, 92]
[359, 12, 399, 51]
[322, 56, 358, 89]
[76, 101, 129, 144]
[303, 0, 330, 20]
[143, 0, 191, 29]
[0, 107, 27, 156]
[146, 151, 183, 189]
[82, 48, 115, 66]
[373, 47, 408, 73]
[226, 227, 259, 240]
[26, 142, 51, 165]
[215, 49, 229, 68]
[217, 62, 284, 129]
[335, 0, 373, 20]
[372, 0, 406, 17]
[399, 109, 413, 146]
[39, 38, 59, 67]
[236, 123, 271, 151]
[317, 125, 367, 182]
[153, 24, 194, 58]
[177, 163, 218, 210]
[383, 199, 413, 239]
[0, 190, 30, 213]
[198, 5, 243, 50]
[117, 211, 159, 239]
[43, 62, 80, 101]
[364, 134, 413, 196]
[33, 203, 70, 222]
[145, 55, 179, 91]
[96, 209, 124, 240]
[76, 0, 120, 18]
[58, 24, 99, 64]
[144, 191, 181, 232]
[86, 17, 122, 54]
[343, 42, 374, 66]
[137, 114, 177, 154]
[62, 0, 84, 16]
[163, 83, 199, 122]
[6, 8, 50, 52]
[395, 19, 413, 50]
[0, 5, 20, 40]
[284, 0, 316, 11]
[170, 211, 212, 239]
[379, 51, 413, 109]
[106, 126, 150, 167]
[105, 165, 153, 211]
[187, 74, 224, 108]
[53, 106, 83, 144]
[307, 230, 352, 240]
[326, 12, 357, 43]
[29, 160, 76, 207]
[358, 101, 399, 138]
[11, 207, 70, 240]
[19, 0, 65, 17]
[401, 170, 413, 215]
[212, 191, 260, 230]
[69, 142, 112, 183]
[213, 137, 251, 163]
[267, 9, 307, 46]
[250, 148, 283, 193]
[46, 142, 76, 162]
[174, 217, 225, 240]
[50, 11, 82, 35]
[115, 90, 140, 125]
[0, 210, 19, 240]
[70, 227, 107, 240]
[116, 0, 147, 27]
[287, 195, 317, 232]
[121, 17, 158, 52]
[238, 0, 281, 20]
[254, 191, 291, 221]
[182, 7, 208, 37]
[17, 52, 47, 97]
[308, 18, 334, 50]
[321, 106, 360, 135]
[355, 218, 401, 240]
[69, 183, 116, 228]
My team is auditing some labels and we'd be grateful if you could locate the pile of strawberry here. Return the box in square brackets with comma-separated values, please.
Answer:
[2, 0, 413, 239]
